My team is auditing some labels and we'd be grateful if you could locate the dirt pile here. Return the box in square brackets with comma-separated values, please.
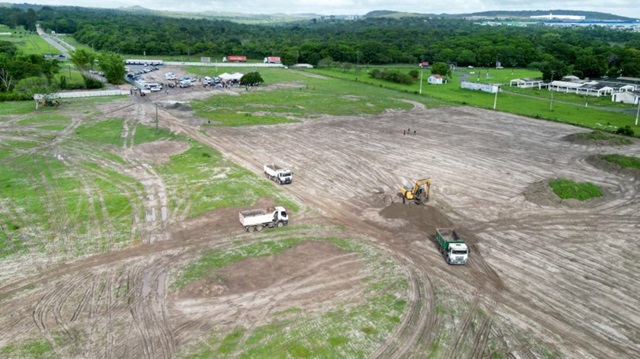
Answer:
[379, 203, 453, 234]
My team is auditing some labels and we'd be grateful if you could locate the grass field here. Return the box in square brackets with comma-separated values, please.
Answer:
[2, 32, 60, 55]
[313, 66, 639, 136]
[549, 179, 603, 200]
[0, 100, 299, 258]
[187, 66, 444, 126]
[601, 154, 640, 169]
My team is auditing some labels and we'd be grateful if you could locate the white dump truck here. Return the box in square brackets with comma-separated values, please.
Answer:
[264, 164, 293, 185]
[239, 206, 289, 232]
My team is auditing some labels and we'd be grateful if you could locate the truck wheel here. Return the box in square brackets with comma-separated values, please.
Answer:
[256, 225, 263, 232]
[248, 226, 256, 232]
[277, 221, 284, 228]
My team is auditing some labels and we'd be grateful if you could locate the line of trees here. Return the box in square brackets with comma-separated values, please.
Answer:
[27, 7, 638, 78]
[1, 5, 640, 99]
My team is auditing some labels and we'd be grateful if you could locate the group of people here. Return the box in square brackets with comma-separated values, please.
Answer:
[403, 128, 416, 135]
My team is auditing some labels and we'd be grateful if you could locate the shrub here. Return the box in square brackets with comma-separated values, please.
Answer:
[614, 126, 634, 137]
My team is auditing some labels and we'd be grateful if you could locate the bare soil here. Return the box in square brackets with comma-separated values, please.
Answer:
[1, 66, 639, 358]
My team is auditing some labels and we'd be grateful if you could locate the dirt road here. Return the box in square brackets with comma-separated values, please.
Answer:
[1, 75, 638, 358]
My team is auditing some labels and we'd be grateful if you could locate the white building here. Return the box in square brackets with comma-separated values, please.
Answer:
[509, 78, 545, 89]
[612, 92, 640, 105]
[530, 13, 586, 20]
[428, 75, 444, 85]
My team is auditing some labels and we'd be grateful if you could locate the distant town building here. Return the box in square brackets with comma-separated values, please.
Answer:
[530, 13, 586, 20]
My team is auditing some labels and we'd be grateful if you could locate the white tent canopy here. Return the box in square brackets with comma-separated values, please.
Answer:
[218, 72, 244, 81]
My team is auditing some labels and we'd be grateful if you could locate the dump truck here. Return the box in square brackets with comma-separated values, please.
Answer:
[264, 56, 281, 64]
[264, 164, 293, 185]
[435, 228, 469, 265]
[239, 206, 289, 232]
[223, 56, 247, 63]
[400, 178, 431, 204]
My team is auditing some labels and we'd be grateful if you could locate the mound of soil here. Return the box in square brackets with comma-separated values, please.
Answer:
[523, 178, 610, 209]
[585, 155, 640, 179]
[379, 203, 453, 235]
[177, 241, 357, 298]
[166, 102, 192, 111]
[132, 140, 189, 164]
[562, 132, 634, 146]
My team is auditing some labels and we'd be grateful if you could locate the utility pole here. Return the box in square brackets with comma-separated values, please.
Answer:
[419, 68, 423, 95]
[635, 100, 640, 126]
[549, 70, 555, 112]
[155, 103, 159, 131]
[493, 86, 499, 110]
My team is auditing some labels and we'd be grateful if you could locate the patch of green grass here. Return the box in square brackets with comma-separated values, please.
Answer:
[75, 118, 125, 147]
[134, 123, 179, 145]
[18, 114, 70, 125]
[7, 32, 59, 55]
[576, 131, 633, 144]
[0, 150, 143, 258]
[187, 67, 433, 126]
[601, 154, 640, 169]
[0, 101, 38, 115]
[218, 328, 244, 354]
[38, 124, 68, 131]
[548, 179, 603, 201]
[175, 237, 308, 287]
[313, 66, 640, 135]
[158, 140, 298, 218]
[0, 339, 53, 358]
[427, 341, 440, 359]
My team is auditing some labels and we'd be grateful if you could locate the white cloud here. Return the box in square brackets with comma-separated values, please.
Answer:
[7, 0, 640, 18]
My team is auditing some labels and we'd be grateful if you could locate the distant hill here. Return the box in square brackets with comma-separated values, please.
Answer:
[455, 10, 637, 21]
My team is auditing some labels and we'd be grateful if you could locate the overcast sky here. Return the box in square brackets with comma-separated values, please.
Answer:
[9, 0, 640, 19]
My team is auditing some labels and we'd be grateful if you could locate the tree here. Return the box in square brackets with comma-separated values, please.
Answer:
[574, 53, 605, 79]
[14, 76, 55, 97]
[431, 62, 451, 78]
[240, 72, 263, 86]
[540, 59, 569, 81]
[97, 52, 125, 84]
[70, 48, 96, 73]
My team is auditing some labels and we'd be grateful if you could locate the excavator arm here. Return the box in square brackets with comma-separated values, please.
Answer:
[400, 178, 431, 204]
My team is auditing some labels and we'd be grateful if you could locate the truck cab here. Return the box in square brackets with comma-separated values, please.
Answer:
[276, 170, 292, 184]
[445, 243, 469, 265]
[273, 207, 288, 223]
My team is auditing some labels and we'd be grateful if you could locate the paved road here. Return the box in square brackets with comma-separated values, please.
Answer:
[36, 24, 74, 58]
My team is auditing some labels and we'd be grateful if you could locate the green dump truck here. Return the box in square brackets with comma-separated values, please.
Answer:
[435, 228, 469, 265]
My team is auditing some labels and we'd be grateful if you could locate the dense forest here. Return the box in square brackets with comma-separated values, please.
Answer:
[1, 5, 640, 98]
[28, 6, 640, 77]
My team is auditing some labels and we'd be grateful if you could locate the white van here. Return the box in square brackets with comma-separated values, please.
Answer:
[145, 83, 163, 92]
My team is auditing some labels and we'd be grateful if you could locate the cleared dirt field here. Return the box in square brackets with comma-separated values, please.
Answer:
[1, 72, 639, 358]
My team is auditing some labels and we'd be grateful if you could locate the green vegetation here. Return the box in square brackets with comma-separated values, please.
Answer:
[601, 154, 640, 169]
[549, 179, 603, 201]
[0, 339, 53, 358]
[176, 237, 408, 359]
[0, 101, 38, 115]
[576, 131, 633, 145]
[191, 67, 422, 126]
[1, 32, 57, 55]
[313, 66, 639, 135]
[157, 140, 298, 218]
[175, 237, 307, 287]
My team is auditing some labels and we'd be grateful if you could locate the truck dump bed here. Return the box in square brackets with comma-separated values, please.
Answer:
[436, 228, 460, 242]
[240, 209, 268, 218]
[265, 164, 285, 171]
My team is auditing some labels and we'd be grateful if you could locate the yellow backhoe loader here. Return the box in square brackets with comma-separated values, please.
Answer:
[400, 178, 432, 204]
